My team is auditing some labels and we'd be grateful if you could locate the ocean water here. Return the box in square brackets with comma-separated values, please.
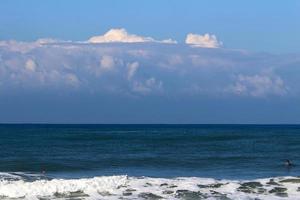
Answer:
[1, 124, 300, 199]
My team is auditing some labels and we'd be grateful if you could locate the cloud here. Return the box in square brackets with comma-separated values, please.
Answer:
[35, 38, 62, 44]
[0, 38, 64, 54]
[185, 33, 222, 48]
[132, 77, 163, 95]
[25, 59, 37, 72]
[100, 55, 115, 70]
[229, 72, 287, 97]
[0, 39, 299, 98]
[127, 62, 139, 80]
[160, 39, 177, 44]
[2, 33, 300, 123]
[88, 28, 177, 44]
[0, 40, 39, 53]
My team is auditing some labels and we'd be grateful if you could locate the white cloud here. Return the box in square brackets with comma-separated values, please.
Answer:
[158, 54, 183, 69]
[127, 62, 139, 80]
[92, 55, 118, 76]
[35, 38, 61, 44]
[0, 40, 39, 53]
[100, 55, 115, 70]
[161, 38, 177, 44]
[25, 59, 37, 72]
[0, 39, 298, 98]
[185, 33, 222, 48]
[0, 38, 63, 54]
[88, 28, 177, 44]
[230, 73, 287, 97]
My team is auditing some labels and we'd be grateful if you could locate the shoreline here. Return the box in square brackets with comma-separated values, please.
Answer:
[1, 173, 300, 199]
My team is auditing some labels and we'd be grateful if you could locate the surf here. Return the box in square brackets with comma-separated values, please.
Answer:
[1, 173, 300, 199]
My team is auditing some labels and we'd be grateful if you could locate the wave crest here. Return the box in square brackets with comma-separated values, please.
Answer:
[1, 173, 300, 199]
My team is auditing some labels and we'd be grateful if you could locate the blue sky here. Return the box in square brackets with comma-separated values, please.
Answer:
[1, 0, 300, 53]
[0, 1, 300, 123]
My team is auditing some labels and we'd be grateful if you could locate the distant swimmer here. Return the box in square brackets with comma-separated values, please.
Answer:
[285, 159, 293, 167]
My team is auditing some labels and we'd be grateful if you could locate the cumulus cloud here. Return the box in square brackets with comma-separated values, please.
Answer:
[185, 33, 222, 48]
[0, 38, 64, 54]
[229, 73, 287, 97]
[100, 55, 115, 70]
[159, 54, 184, 69]
[2, 32, 300, 123]
[88, 28, 177, 44]
[127, 62, 139, 80]
[25, 59, 37, 72]
[0, 39, 299, 98]
[0, 40, 39, 53]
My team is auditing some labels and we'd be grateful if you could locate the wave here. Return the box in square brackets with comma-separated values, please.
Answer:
[0, 173, 300, 199]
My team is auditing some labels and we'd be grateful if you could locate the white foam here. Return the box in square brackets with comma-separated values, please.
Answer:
[0, 174, 300, 199]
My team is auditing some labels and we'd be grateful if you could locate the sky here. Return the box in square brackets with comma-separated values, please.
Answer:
[1, 0, 300, 53]
[0, 0, 300, 123]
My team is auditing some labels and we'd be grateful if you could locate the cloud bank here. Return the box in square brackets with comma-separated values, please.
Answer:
[0, 38, 298, 98]
[1, 28, 300, 123]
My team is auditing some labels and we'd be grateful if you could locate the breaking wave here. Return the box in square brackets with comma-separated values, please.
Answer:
[1, 172, 300, 199]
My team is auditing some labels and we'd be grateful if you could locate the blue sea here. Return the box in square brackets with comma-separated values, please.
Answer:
[1, 124, 300, 199]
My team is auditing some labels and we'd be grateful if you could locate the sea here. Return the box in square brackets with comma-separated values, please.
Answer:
[0, 124, 300, 199]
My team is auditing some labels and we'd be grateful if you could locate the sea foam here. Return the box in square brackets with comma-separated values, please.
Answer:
[1, 173, 300, 199]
